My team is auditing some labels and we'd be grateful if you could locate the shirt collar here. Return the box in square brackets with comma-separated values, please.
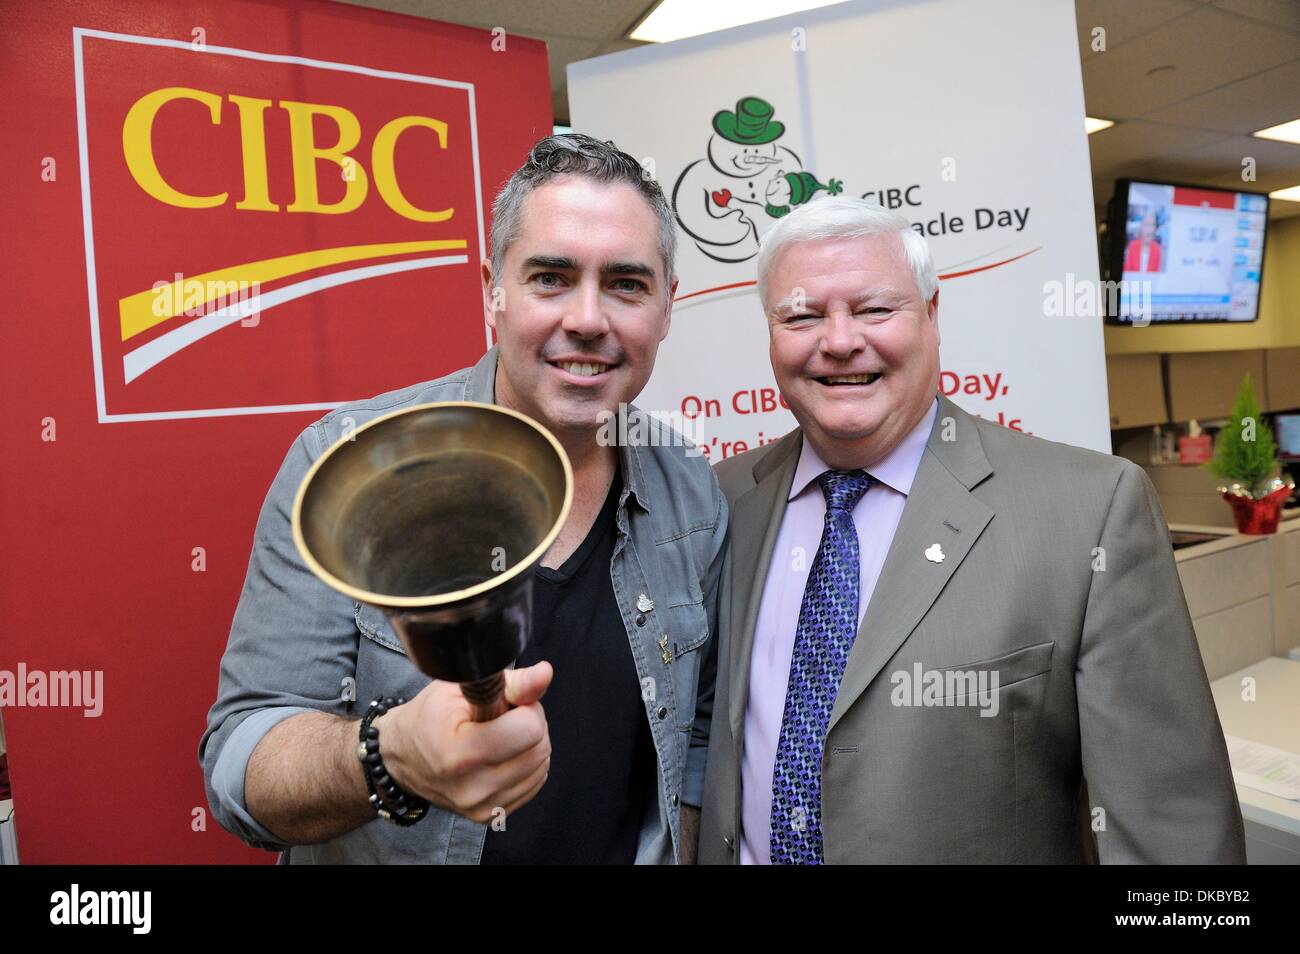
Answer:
[468, 344, 653, 512]
[788, 396, 938, 501]
[464, 345, 498, 403]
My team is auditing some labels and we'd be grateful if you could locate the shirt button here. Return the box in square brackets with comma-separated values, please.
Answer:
[671, 794, 679, 807]
[636, 614, 646, 626]
[657, 705, 668, 720]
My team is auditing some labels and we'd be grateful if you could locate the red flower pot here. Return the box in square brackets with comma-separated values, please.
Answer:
[1221, 485, 1291, 534]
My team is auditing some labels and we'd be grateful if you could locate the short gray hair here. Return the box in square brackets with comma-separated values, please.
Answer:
[489, 133, 677, 291]
[756, 197, 938, 306]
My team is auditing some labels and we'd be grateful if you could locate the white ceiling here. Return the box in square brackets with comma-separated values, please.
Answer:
[335, 0, 1300, 219]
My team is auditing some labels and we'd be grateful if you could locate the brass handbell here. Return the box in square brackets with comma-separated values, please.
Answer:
[292, 401, 573, 721]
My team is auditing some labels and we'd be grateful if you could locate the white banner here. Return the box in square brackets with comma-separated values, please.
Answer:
[568, 0, 1111, 461]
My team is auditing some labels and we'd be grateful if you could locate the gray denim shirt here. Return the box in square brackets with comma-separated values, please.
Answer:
[199, 347, 727, 864]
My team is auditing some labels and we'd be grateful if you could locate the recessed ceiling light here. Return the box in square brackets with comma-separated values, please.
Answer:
[631, 0, 843, 43]
[1269, 185, 1300, 202]
[1085, 117, 1114, 135]
[1253, 119, 1300, 145]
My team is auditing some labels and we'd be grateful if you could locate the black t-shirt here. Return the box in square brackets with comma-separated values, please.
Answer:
[479, 471, 656, 864]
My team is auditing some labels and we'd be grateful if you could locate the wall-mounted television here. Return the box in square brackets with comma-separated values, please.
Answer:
[1276, 412, 1300, 461]
[1103, 178, 1269, 325]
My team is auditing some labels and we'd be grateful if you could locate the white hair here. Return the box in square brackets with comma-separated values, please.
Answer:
[755, 196, 939, 308]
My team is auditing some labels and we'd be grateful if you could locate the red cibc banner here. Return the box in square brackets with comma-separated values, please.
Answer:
[0, 0, 550, 861]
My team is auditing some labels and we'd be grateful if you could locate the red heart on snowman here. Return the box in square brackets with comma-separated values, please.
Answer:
[711, 188, 732, 207]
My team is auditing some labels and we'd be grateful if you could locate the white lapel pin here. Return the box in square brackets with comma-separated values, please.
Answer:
[924, 543, 945, 564]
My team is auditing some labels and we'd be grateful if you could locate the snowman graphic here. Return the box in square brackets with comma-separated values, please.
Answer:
[671, 97, 843, 263]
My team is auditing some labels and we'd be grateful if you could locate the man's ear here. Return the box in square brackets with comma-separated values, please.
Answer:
[662, 275, 679, 342]
[928, 288, 940, 345]
[481, 260, 498, 331]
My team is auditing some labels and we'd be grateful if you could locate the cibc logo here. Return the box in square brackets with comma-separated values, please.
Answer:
[73, 29, 488, 422]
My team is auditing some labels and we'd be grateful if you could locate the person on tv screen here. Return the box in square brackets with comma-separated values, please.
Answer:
[1124, 209, 1162, 273]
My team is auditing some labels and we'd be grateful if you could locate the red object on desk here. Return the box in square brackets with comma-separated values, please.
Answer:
[1179, 434, 1212, 465]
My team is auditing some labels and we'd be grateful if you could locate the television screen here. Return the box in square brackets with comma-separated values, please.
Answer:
[1276, 413, 1300, 461]
[1105, 179, 1269, 324]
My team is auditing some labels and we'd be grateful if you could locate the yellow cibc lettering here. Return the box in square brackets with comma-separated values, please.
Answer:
[372, 116, 453, 223]
[281, 100, 367, 215]
[228, 94, 279, 212]
[123, 88, 451, 222]
[122, 87, 228, 209]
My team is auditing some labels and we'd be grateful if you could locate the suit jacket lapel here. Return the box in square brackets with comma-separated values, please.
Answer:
[726, 430, 802, 744]
[828, 395, 996, 733]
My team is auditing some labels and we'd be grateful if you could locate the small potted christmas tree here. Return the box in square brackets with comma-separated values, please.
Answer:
[1207, 373, 1294, 534]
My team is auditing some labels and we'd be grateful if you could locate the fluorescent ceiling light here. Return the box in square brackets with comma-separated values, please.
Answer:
[1269, 185, 1300, 202]
[1085, 117, 1114, 135]
[631, 0, 843, 43]
[1253, 119, 1300, 145]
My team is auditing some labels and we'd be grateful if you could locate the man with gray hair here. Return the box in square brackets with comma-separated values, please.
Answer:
[201, 133, 725, 864]
[694, 196, 1244, 864]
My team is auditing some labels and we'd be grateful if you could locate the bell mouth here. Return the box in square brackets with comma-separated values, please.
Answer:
[292, 401, 573, 610]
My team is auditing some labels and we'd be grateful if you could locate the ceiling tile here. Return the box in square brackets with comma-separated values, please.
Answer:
[1144, 58, 1300, 133]
[1213, 0, 1300, 35]
[1075, 0, 1203, 61]
[1089, 120, 1232, 171]
[1165, 132, 1300, 183]
[1081, 5, 1300, 117]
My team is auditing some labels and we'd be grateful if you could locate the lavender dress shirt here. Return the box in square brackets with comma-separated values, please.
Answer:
[739, 397, 938, 864]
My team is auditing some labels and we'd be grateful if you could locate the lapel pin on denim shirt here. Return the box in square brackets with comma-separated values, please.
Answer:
[659, 633, 673, 664]
[924, 543, 945, 564]
[637, 593, 655, 613]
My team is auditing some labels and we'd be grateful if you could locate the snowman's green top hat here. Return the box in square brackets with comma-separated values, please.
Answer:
[713, 97, 785, 145]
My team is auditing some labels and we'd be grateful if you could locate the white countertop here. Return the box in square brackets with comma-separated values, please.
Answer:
[1169, 514, 1300, 561]
[1209, 656, 1300, 837]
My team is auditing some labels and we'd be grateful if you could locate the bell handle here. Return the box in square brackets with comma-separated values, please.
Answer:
[460, 671, 508, 722]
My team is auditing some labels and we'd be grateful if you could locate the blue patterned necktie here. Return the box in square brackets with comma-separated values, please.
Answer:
[769, 469, 873, 865]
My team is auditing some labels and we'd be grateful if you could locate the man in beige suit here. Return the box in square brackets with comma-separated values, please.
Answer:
[693, 197, 1245, 864]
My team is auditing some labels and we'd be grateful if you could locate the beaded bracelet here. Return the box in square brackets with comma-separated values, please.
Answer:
[357, 696, 429, 827]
